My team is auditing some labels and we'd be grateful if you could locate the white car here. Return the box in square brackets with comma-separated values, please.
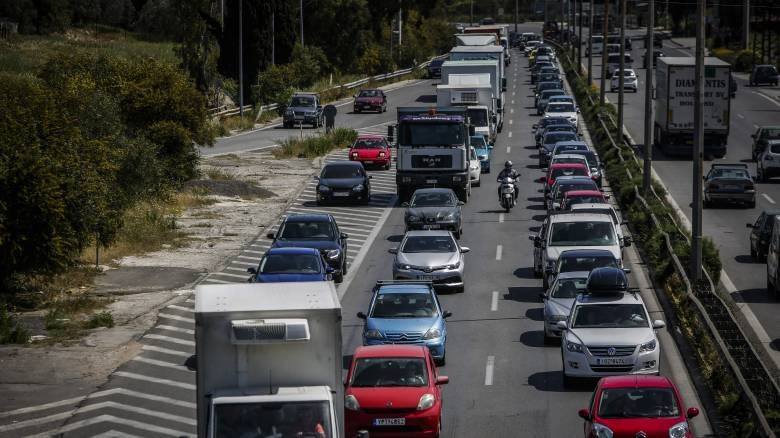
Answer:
[757, 139, 780, 182]
[542, 271, 588, 343]
[468, 147, 481, 187]
[547, 95, 576, 107]
[569, 203, 628, 244]
[559, 267, 665, 387]
[543, 102, 580, 133]
[610, 69, 638, 92]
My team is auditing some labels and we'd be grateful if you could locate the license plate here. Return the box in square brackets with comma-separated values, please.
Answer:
[364, 105, 372, 109]
[596, 358, 629, 365]
[418, 275, 437, 280]
[333, 192, 351, 197]
[423, 224, 441, 229]
[373, 418, 406, 426]
[426, 179, 438, 184]
[364, 160, 373, 164]
[723, 185, 740, 190]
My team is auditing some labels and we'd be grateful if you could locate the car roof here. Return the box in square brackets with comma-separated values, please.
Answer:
[375, 283, 433, 294]
[565, 190, 603, 196]
[404, 230, 454, 237]
[324, 161, 364, 168]
[549, 212, 614, 223]
[553, 154, 587, 159]
[266, 247, 321, 255]
[599, 375, 673, 389]
[359, 88, 382, 92]
[354, 345, 428, 359]
[555, 141, 588, 147]
[284, 213, 333, 222]
[559, 249, 616, 258]
[555, 176, 594, 183]
[710, 163, 748, 169]
[571, 203, 614, 210]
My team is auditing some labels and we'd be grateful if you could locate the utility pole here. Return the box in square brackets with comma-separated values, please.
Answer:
[743, 0, 750, 50]
[617, 0, 626, 132]
[470, 0, 474, 27]
[238, 0, 243, 119]
[588, 0, 594, 85]
[600, 0, 610, 105]
[220, 0, 224, 30]
[300, 0, 304, 46]
[692, 0, 705, 282]
[398, 6, 402, 47]
[643, 0, 655, 194]
[271, 11, 275, 65]
[515, 0, 518, 32]
[578, 0, 583, 73]
[561, 0, 565, 42]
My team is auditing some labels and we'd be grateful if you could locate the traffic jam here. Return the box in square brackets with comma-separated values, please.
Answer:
[195, 26, 702, 438]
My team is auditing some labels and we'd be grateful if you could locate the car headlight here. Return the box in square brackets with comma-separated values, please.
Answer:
[668, 421, 689, 438]
[407, 215, 420, 222]
[566, 340, 584, 353]
[592, 423, 613, 438]
[318, 185, 331, 192]
[443, 212, 456, 220]
[285, 108, 293, 114]
[364, 329, 384, 340]
[548, 314, 567, 323]
[446, 261, 460, 269]
[345, 394, 360, 411]
[394, 261, 411, 270]
[422, 328, 441, 340]
[326, 249, 341, 260]
[353, 184, 365, 192]
[417, 393, 435, 411]
[452, 176, 462, 182]
[639, 339, 657, 353]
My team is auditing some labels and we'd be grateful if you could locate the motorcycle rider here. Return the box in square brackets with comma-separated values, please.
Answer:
[496, 160, 520, 200]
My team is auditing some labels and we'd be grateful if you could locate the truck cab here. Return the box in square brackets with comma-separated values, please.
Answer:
[436, 73, 497, 144]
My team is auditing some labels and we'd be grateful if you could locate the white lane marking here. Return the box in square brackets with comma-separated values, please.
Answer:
[499, 213, 505, 223]
[157, 313, 194, 324]
[754, 123, 760, 129]
[93, 431, 142, 438]
[114, 371, 196, 390]
[201, 278, 233, 284]
[491, 291, 499, 311]
[156, 325, 195, 335]
[763, 193, 776, 204]
[508, 131, 513, 138]
[29, 414, 191, 438]
[752, 90, 780, 108]
[510, 108, 515, 114]
[0, 397, 83, 418]
[509, 119, 513, 125]
[208, 271, 248, 280]
[512, 91, 516, 96]
[142, 345, 192, 357]
[144, 333, 195, 346]
[495, 245, 503, 261]
[506, 146, 511, 154]
[484, 356, 495, 386]
[511, 100, 515, 105]
[167, 305, 192, 313]
[737, 113, 745, 119]
[185, 298, 194, 304]
[132, 356, 189, 370]
[0, 410, 72, 432]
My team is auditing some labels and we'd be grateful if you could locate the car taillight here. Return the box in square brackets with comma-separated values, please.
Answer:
[746, 184, 755, 191]
[351, 152, 358, 157]
[379, 152, 386, 157]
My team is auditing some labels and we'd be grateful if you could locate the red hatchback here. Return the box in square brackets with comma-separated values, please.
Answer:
[349, 135, 392, 170]
[540, 163, 590, 193]
[579, 375, 700, 438]
[561, 190, 608, 210]
[345, 345, 448, 438]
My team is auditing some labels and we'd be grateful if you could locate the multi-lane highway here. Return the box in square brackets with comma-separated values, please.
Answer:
[0, 23, 716, 437]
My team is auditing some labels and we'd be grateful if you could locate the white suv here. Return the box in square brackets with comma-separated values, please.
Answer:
[757, 139, 780, 182]
[558, 267, 665, 387]
[610, 69, 638, 92]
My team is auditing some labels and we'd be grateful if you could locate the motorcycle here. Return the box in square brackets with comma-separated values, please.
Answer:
[499, 177, 516, 212]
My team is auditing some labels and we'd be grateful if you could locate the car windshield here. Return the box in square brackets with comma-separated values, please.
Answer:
[279, 221, 335, 240]
[322, 165, 364, 179]
[290, 96, 315, 107]
[572, 303, 648, 328]
[352, 138, 386, 149]
[430, 59, 445, 67]
[757, 66, 778, 75]
[567, 195, 605, 205]
[554, 145, 588, 154]
[400, 122, 464, 146]
[213, 401, 333, 438]
[359, 90, 381, 97]
[551, 277, 588, 298]
[370, 292, 438, 318]
[560, 256, 617, 273]
[545, 132, 578, 145]
[411, 191, 456, 207]
[709, 168, 749, 179]
[771, 143, 780, 154]
[552, 167, 588, 179]
[351, 357, 429, 387]
[547, 103, 576, 113]
[549, 221, 617, 246]
[761, 128, 780, 139]
[260, 253, 321, 274]
[402, 235, 456, 253]
[598, 388, 681, 418]
[471, 136, 488, 149]
[539, 83, 559, 92]
[467, 108, 489, 126]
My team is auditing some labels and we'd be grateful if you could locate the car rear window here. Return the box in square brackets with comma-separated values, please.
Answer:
[567, 195, 605, 206]
[545, 132, 578, 144]
[560, 256, 617, 273]
[551, 277, 587, 298]
[552, 167, 588, 179]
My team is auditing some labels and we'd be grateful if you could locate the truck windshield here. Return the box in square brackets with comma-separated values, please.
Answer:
[213, 401, 332, 438]
[549, 221, 616, 246]
[351, 357, 429, 387]
[467, 108, 489, 126]
[260, 254, 321, 274]
[399, 122, 464, 146]
[571, 303, 649, 328]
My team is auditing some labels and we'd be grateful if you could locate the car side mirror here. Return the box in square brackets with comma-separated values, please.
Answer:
[652, 320, 666, 329]
[544, 266, 554, 275]
[357, 312, 367, 320]
[388, 248, 398, 254]
[267, 232, 275, 239]
[751, 134, 756, 139]
[442, 310, 453, 318]
[537, 177, 546, 183]
[460, 247, 471, 253]
[686, 407, 700, 419]
[623, 268, 632, 274]
[747, 223, 755, 228]
[247, 267, 257, 275]
[401, 202, 410, 207]
[532, 124, 539, 130]
[533, 236, 542, 248]
[313, 176, 320, 180]
[435, 376, 450, 385]
[556, 320, 568, 331]
[341, 233, 349, 239]
[457, 201, 465, 206]
[578, 408, 591, 420]
[541, 168, 549, 172]
[368, 175, 373, 179]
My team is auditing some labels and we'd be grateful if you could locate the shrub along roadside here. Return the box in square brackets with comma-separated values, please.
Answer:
[273, 128, 358, 160]
[555, 47, 780, 436]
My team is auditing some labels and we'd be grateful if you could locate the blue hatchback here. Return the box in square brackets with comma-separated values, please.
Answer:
[471, 135, 493, 173]
[357, 281, 452, 365]
[247, 247, 333, 282]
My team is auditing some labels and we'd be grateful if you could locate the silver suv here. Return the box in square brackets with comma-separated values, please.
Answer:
[283, 93, 324, 128]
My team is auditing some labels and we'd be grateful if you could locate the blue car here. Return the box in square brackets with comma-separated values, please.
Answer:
[247, 247, 333, 282]
[471, 135, 493, 173]
[357, 281, 452, 365]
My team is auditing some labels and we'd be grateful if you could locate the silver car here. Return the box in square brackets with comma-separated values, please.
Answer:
[390, 231, 469, 292]
[541, 271, 588, 343]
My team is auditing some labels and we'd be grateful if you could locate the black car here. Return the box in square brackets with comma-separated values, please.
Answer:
[546, 248, 621, 284]
[540, 131, 580, 167]
[427, 58, 445, 79]
[403, 188, 464, 238]
[752, 125, 780, 160]
[750, 64, 779, 87]
[533, 117, 572, 144]
[703, 163, 756, 208]
[267, 214, 349, 282]
[747, 210, 780, 261]
[643, 48, 664, 68]
[315, 161, 371, 205]
[536, 124, 577, 148]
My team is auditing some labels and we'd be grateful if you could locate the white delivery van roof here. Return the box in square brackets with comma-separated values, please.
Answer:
[657, 57, 730, 67]
[446, 73, 492, 86]
[455, 34, 497, 46]
[450, 45, 504, 54]
[442, 60, 499, 68]
[195, 282, 340, 314]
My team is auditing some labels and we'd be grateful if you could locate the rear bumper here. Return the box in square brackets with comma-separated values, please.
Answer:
[705, 191, 755, 203]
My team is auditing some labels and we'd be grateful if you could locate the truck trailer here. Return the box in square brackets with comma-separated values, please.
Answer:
[448, 46, 507, 91]
[655, 57, 731, 158]
[195, 282, 343, 438]
[436, 73, 497, 144]
[440, 60, 504, 134]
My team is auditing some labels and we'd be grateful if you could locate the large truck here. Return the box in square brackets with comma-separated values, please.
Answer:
[441, 60, 504, 134]
[195, 282, 343, 438]
[436, 73, 497, 144]
[448, 46, 506, 92]
[390, 107, 473, 202]
[655, 57, 731, 158]
[455, 33, 497, 46]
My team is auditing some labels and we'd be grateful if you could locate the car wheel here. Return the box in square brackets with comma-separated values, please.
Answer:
[454, 229, 462, 239]
[333, 271, 344, 283]
[543, 329, 557, 345]
[354, 108, 360, 114]
[435, 352, 446, 366]
[474, 178, 481, 187]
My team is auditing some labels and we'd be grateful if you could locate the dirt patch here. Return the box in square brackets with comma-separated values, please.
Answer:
[184, 179, 275, 199]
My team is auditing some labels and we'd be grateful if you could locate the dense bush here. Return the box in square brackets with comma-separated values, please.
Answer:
[273, 128, 358, 159]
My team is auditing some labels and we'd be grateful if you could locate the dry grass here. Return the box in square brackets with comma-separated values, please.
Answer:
[204, 168, 237, 181]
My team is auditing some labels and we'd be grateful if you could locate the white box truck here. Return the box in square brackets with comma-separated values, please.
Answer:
[195, 282, 343, 438]
[441, 60, 504, 134]
[436, 73, 497, 144]
[455, 33, 497, 46]
[449, 45, 506, 91]
[655, 57, 731, 158]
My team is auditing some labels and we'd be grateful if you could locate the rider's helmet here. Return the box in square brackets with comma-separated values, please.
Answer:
[504, 160, 513, 169]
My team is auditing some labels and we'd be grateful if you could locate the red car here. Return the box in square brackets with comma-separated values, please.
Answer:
[349, 135, 392, 170]
[561, 189, 608, 210]
[345, 345, 449, 437]
[578, 375, 700, 438]
[353, 89, 387, 113]
[539, 163, 590, 192]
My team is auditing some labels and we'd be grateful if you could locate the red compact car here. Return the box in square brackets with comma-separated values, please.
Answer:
[353, 88, 387, 113]
[349, 135, 392, 170]
[345, 345, 449, 437]
[561, 190, 608, 210]
[579, 375, 699, 438]
[539, 163, 590, 192]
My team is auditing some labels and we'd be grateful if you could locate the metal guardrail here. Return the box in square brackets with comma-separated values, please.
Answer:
[547, 37, 778, 436]
[211, 57, 436, 120]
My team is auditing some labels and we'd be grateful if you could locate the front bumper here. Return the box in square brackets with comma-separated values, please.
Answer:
[345, 405, 441, 438]
[405, 220, 459, 233]
[479, 159, 491, 172]
[562, 346, 660, 378]
[354, 102, 383, 111]
[393, 267, 464, 289]
[350, 155, 391, 166]
[283, 114, 318, 124]
[318, 189, 369, 203]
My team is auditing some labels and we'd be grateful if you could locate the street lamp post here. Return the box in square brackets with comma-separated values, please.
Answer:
[692, 0, 705, 282]
[239, 0, 243, 119]
[600, 0, 610, 105]
[643, 0, 655, 195]
[617, 0, 626, 133]
[588, 0, 594, 85]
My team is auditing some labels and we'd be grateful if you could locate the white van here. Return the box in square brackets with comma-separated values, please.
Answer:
[767, 216, 780, 296]
[587, 35, 604, 56]
[606, 53, 634, 77]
